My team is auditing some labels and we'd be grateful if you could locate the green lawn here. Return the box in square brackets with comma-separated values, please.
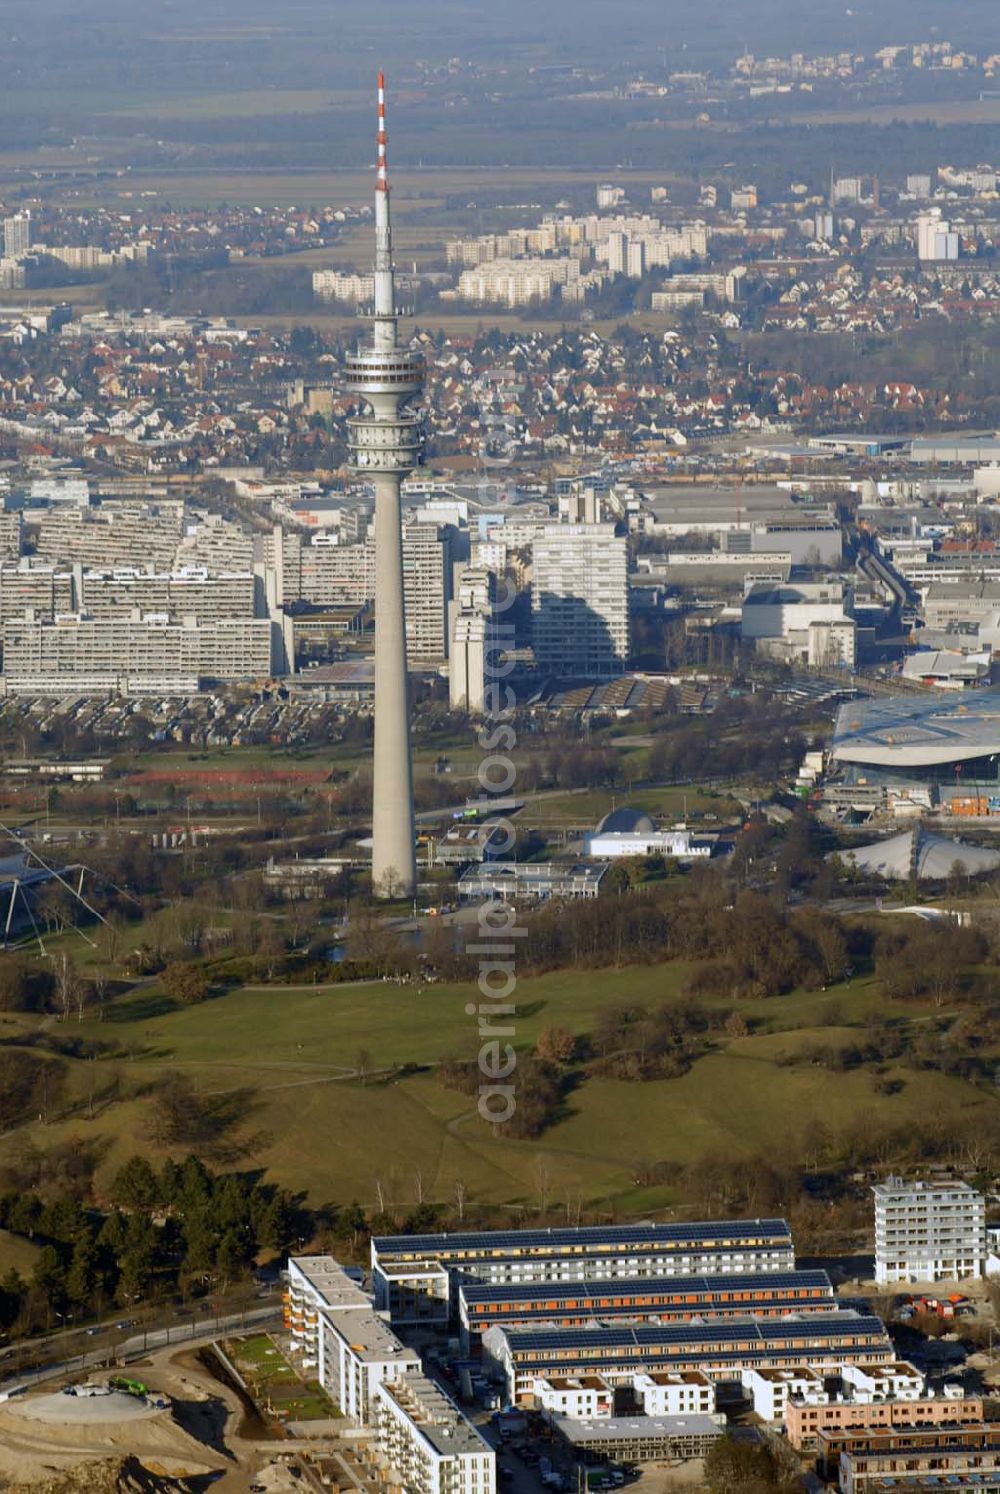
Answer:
[227, 1333, 335, 1422]
[0, 961, 993, 1214]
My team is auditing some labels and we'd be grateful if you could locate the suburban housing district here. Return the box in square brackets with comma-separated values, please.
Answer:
[272, 1189, 1000, 1494]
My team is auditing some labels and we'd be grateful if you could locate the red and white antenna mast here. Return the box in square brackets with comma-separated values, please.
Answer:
[373, 70, 396, 328]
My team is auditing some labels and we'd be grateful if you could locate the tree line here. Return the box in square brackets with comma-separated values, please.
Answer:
[0, 1154, 304, 1338]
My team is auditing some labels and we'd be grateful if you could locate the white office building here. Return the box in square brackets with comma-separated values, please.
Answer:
[531, 523, 629, 678]
[742, 581, 855, 666]
[585, 810, 713, 862]
[374, 1374, 496, 1494]
[872, 1179, 986, 1285]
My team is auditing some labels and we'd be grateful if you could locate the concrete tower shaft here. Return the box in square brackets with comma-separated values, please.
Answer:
[345, 72, 422, 897]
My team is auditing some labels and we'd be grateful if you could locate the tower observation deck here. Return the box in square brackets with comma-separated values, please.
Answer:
[344, 73, 421, 897]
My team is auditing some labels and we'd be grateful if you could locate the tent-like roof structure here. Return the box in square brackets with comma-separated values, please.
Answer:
[832, 690, 1000, 769]
[839, 827, 1000, 881]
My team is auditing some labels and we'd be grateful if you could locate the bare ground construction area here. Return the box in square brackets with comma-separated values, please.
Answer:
[0, 1340, 305, 1492]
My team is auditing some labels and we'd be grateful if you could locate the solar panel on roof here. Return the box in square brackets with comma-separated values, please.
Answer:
[460, 1269, 829, 1304]
[499, 1312, 883, 1351]
[374, 1219, 791, 1254]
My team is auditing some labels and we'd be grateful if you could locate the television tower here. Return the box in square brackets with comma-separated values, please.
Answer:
[345, 73, 422, 897]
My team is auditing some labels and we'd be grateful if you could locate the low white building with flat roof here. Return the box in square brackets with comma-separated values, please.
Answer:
[873, 1178, 986, 1285]
[634, 1370, 716, 1418]
[744, 1367, 827, 1422]
[534, 1376, 614, 1420]
[841, 1362, 924, 1400]
[550, 1412, 726, 1464]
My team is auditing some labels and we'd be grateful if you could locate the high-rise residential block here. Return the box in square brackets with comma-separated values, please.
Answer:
[531, 522, 629, 678]
[872, 1178, 986, 1285]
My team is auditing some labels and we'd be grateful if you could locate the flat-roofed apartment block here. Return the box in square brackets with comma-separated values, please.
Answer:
[747, 1361, 925, 1427]
[0, 512, 23, 559]
[817, 1419, 998, 1481]
[177, 513, 255, 571]
[285, 1255, 419, 1424]
[285, 1254, 367, 1370]
[531, 523, 629, 679]
[873, 1178, 986, 1284]
[786, 1389, 983, 1452]
[372, 1220, 796, 1322]
[374, 1374, 496, 1494]
[831, 1425, 1000, 1494]
[29, 503, 185, 569]
[745, 1367, 830, 1423]
[78, 568, 256, 621]
[377, 1260, 451, 1328]
[458, 1268, 834, 1350]
[0, 561, 73, 621]
[483, 1313, 892, 1405]
[533, 1375, 614, 1419]
[2, 612, 280, 695]
[634, 1370, 716, 1417]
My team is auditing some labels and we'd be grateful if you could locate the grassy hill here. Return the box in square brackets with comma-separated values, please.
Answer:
[0, 963, 994, 1217]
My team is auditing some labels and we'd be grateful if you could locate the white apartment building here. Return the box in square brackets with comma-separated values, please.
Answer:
[456, 257, 582, 308]
[285, 1254, 370, 1370]
[78, 567, 257, 622]
[2, 212, 30, 261]
[634, 1371, 716, 1418]
[274, 522, 450, 662]
[449, 566, 495, 713]
[744, 1368, 827, 1423]
[451, 613, 490, 714]
[807, 617, 857, 669]
[402, 522, 452, 662]
[597, 184, 626, 209]
[286, 1255, 420, 1424]
[375, 1374, 496, 1494]
[29, 502, 186, 570]
[313, 270, 376, 304]
[2, 612, 281, 694]
[873, 1179, 987, 1285]
[916, 210, 959, 261]
[534, 1376, 614, 1420]
[0, 513, 23, 561]
[0, 258, 25, 290]
[841, 1362, 924, 1400]
[531, 522, 630, 678]
[0, 561, 73, 622]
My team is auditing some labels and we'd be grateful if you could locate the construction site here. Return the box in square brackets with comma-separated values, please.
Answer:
[0, 1334, 367, 1493]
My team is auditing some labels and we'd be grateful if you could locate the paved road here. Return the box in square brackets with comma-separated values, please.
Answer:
[0, 1305, 282, 1397]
